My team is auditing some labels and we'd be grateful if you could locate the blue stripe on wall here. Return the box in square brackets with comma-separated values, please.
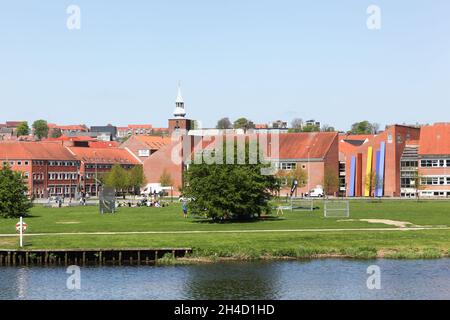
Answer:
[349, 156, 356, 197]
[376, 142, 386, 197]
[375, 150, 381, 197]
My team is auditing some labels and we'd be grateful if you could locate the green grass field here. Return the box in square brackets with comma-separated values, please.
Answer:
[1, 200, 450, 259]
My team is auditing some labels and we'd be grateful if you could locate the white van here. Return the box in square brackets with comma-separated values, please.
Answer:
[307, 186, 324, 198]
[141, 183, 172, 196]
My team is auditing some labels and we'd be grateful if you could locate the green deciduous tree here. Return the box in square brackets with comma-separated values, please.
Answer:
[0, 165, 32, 218]
[104, 164, 129, 198]
[16, 122, 30, 137]
[216, 117, 232, 129]
[233, 117, 255, 130]
[129, 165, 146, 195]
[183, 142, 277, 221]
[159, 169, 173, 187]
[51, 128, 63, 138]
[349, 121, 379, 135]
[32, 120, 49, 140]
[323, 168, 339, 198]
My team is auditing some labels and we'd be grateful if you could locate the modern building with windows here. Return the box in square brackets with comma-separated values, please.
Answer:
[415, 123, 450, 197]
[341, 125, 421, 197]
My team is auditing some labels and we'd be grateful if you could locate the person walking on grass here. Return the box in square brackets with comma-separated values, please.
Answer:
[181, 198, 188, 218]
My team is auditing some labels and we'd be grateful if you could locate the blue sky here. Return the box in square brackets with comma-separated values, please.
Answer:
[1, 1, 449, 131]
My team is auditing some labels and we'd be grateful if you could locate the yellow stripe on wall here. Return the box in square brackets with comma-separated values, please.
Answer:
[364, 146, 373, 196]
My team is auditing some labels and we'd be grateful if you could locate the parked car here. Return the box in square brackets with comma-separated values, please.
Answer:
[307, 187, 324, 198]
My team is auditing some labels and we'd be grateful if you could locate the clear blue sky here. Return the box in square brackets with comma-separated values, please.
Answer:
[1, 1, 449, 131]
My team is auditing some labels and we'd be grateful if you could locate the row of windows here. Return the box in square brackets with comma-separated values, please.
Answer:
[48, 161, 79, 167]
[420, 159, 450, 167]
[401, 176, 450, 187]
[48, 173, 78, 180]
[420, 191, 450, 197]
[2, 160, 30, 166]
[421, 177, 450, 185]
[47, 185, 80, 195]
[276, 162, 308, 170]
[400, 160, 418, 168]
[85, 164, 113, 169]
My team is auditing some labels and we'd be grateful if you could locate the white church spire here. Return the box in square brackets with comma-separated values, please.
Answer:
[173, 82, 186, 118]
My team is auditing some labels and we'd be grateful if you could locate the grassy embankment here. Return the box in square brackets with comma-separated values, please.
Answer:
[1, 200, 450, 261]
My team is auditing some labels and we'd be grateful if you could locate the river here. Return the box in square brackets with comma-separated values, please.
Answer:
[1, 259, 449, 300]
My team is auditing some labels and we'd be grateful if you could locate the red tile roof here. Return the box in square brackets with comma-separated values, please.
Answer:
[338, 133, 374, 141]
[44, 135, 96, 142]
[48, 124, 87, 131]
[67, 147, 141, 164]
[6, 121, 25, 128]
[128, 124, 153, 129]
[88, 141, 119, 148]
[188, 132, 337, 160]
[418, 123, 450, 155]
[133, 135, 171, 150]
[278, 132, 338, 159]
[0, 142, 77, 160]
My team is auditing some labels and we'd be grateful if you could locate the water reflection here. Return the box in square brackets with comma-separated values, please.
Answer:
[0, 259, 449, 300]
[182, 261, 283, 299]
[15, 268, 28, 299]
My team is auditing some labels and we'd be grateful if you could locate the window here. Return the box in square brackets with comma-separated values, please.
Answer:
[138, 149, 150, 157]
[387, 134, 393, 143]
[17, 161, 22, 166]
[24, 161, 29, 165]
[279, 162, 297, 170]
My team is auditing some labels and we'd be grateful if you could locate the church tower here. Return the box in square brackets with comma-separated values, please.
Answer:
[168, 83, 192, 135]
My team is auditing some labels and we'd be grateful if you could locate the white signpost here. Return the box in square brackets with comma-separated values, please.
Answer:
[15, 217, 27, 248]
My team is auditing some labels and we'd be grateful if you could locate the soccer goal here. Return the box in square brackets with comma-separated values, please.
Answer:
[290, 198, 314, 211]
[324, 200, 350, 218]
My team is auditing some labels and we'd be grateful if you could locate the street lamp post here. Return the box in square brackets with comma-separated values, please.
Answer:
[95, 154, 98, 198]
[307, 147, 311, 199]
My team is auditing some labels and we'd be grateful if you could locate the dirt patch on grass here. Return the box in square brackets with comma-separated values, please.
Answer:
[338, 219, 417, 228]
[0, 237, 16, 247]
[55, 221, 80, 224]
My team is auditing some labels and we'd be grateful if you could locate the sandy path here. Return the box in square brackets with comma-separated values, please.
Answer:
[0, 226, 448, 237]
[338, 219, 418, 228]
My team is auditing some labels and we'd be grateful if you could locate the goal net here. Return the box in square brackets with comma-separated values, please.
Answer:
[290, 198, 314, 211]
[324, 200, 349, 218]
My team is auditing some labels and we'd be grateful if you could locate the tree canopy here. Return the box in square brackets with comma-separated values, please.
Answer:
[233, 117, 255, 130]
[349, 121, 379, 135]
[128, 165, 146, 194]
[216, 117, 232, 130]
[183, 142, 277, 221]
[16, 122, 30, 137]
[159, 169, 173, 187]
[51, 128, 63, 138]
[32, 120, 49, 140]
[104, 164, 129, 192]
[0, 165, 32, 218]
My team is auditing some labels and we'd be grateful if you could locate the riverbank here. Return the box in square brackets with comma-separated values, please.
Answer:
[0, 200, 449, 262]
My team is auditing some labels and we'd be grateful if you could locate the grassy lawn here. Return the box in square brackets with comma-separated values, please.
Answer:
[1, 200, 450, 259]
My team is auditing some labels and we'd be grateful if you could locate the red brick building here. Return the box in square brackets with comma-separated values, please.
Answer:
[67, 146, 142, 197]
[0, 141, 80, 198]
[340, 125, 421, 197]
[120, 135, 171, 162]
[0, 141, 141, 198]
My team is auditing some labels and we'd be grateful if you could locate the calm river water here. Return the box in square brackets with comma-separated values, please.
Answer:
[1, 259, 450, 300]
